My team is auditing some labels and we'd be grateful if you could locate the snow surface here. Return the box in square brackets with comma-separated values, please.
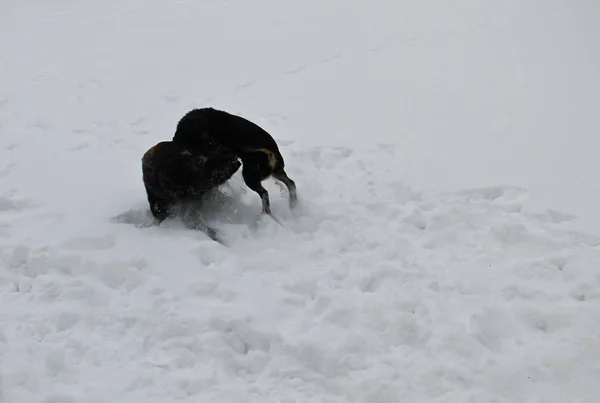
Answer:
[1, 0, 600, 402]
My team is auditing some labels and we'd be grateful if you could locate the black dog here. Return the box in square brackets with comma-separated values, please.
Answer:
[141, 140, 241, 243]
[172, 107, 298, 221]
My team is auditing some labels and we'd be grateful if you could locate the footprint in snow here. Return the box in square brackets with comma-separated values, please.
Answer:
[459, 186, 527, 202]
[544, 209, 577, 224]
[60, 234, 116, 251]
[285, 65, 307, 74]
[129, 117, 148, 127]
[163, 93, 180, 103]
[310, 146, 353, 170]
[0, 195, 34, 212]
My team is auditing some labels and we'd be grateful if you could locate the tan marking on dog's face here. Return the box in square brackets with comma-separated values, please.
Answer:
[144, 141, 168, 159]
[257, 148, 278, 170]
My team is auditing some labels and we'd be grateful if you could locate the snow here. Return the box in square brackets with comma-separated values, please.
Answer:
[1, 0, 600, 401]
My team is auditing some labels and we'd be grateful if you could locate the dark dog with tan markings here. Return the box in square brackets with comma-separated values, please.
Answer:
[172, 107, 298, 222]
[141, 140, 241, 243]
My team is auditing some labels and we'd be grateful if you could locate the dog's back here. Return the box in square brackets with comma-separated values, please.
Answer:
[173, 108, 282, 159]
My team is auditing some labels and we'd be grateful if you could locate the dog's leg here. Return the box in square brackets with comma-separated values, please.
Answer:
[244, 179, 284, 226]
[147, 195, 171, 226]
[180, 199, 224, 244]
[244, 179, 271, 215]
[188, 219, 222, 244]
[272, 169, 298, 209]
[150, 203, 167, 222]
[241, 156, 285, 226]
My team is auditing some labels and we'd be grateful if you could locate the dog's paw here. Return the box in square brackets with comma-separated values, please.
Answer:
[196, 225, 227, 245]
[289, 195, 299, 210]
[204, 227, 219, 241]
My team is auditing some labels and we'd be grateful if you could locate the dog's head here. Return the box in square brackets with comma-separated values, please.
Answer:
[211, 158, 242, 183]
[187, 154, 241, 192]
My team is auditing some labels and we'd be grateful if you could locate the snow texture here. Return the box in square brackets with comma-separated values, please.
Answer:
[1, 0, 600, 402]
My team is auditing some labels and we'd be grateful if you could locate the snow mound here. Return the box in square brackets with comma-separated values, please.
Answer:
[1, 143, 599, 402]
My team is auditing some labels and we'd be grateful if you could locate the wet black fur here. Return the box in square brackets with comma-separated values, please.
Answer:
[171, 107, 298, 217]
[141, 140, 241, 242]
